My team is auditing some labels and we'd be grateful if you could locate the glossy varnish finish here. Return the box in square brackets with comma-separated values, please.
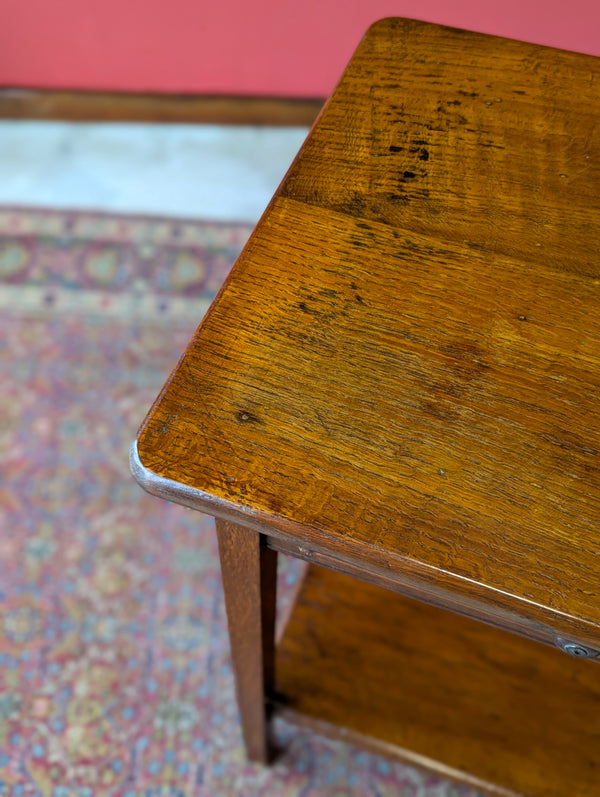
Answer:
[132, 18, 600, 791]
[136, 18, 600, 649]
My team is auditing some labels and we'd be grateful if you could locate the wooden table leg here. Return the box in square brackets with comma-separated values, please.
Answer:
[215, 517, 277, 763]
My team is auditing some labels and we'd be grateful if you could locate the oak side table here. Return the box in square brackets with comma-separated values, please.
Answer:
[131, 18, 600, 796]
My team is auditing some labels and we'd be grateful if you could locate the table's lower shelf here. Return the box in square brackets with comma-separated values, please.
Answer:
[274, 565, 600, 797]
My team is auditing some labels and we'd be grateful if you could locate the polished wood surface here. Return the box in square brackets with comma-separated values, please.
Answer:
[132, 19, 600, 791]
[0, 89, 323, 125]
[135, 18, 600, 649]
[215, 519, 278, 762]
[276, 565, 600, 797]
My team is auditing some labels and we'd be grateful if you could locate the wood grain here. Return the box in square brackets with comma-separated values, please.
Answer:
[0, 88, 323, 125]
[135, 20, 600, 648]
[276, 565, 600, 797]
[215, 519, 277, 763]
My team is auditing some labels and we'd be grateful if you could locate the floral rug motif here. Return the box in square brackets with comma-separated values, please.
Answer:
[0, 207, 480, 797]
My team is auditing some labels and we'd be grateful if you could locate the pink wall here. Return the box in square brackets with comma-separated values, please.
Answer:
[3, 0, 600, 97]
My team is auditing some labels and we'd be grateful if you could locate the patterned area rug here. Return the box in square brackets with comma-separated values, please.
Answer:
[0, 207, 480, 797]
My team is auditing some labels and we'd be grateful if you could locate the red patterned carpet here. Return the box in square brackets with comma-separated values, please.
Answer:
[0, 206, 479, 796]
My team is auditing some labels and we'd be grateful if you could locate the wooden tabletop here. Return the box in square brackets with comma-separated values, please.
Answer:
[133, 18, 600, 650]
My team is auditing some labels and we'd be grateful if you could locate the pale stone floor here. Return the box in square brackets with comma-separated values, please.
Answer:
[0, 121, 309, 222]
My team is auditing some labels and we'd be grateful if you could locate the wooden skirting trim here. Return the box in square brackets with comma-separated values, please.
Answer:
[0, 89, 324, 126]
